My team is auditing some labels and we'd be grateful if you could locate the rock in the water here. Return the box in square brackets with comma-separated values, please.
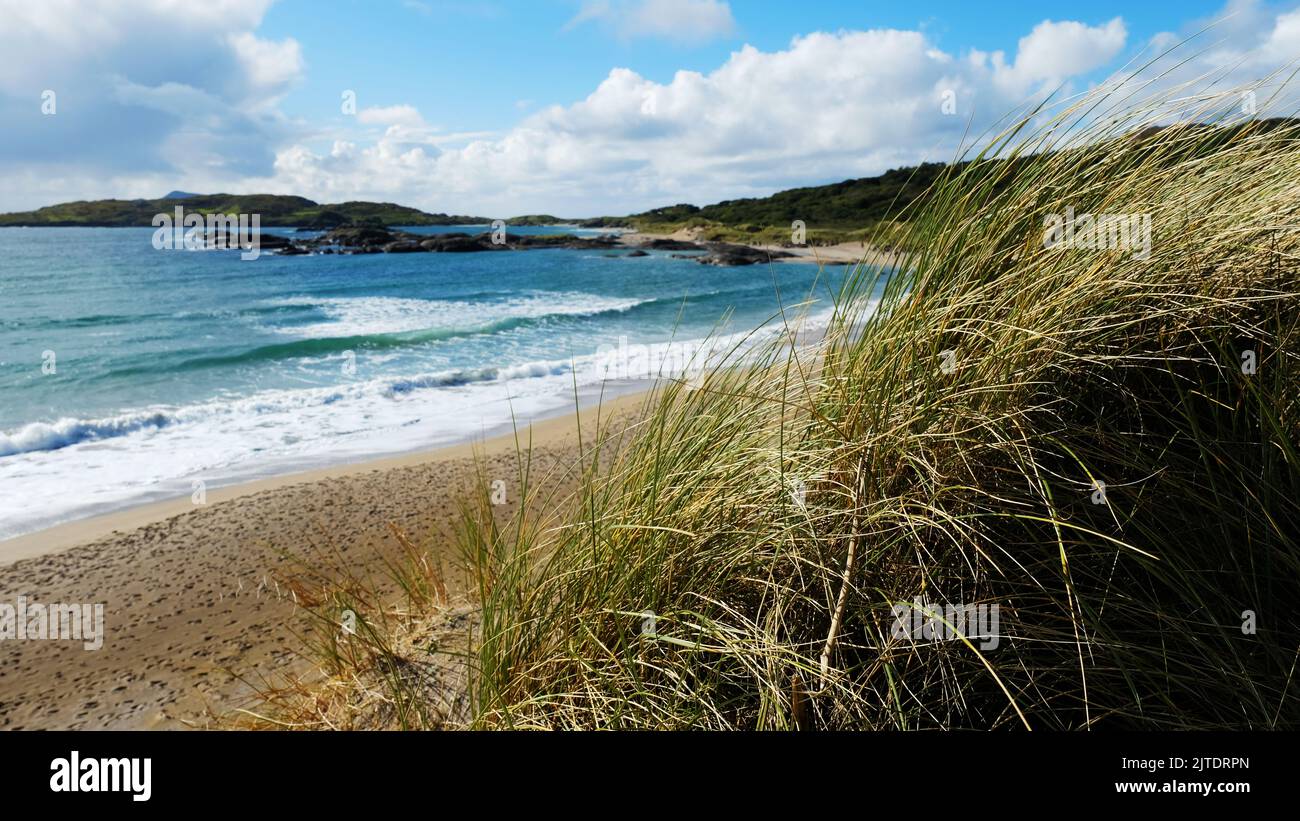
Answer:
[319, 225, 398, 247]
[638, 238, 703, 251]
[382, 241, 425, 253]
[420, 234, 498, 252]
[695, 243, 794, 266]
[203, 230, 292, 251]
[267, 224, 789, 267]
[253, 233, 292, 250]
[510, 234, 619, 251]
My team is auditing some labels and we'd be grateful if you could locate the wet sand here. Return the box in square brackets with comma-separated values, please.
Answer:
[0, 392, 647, 730]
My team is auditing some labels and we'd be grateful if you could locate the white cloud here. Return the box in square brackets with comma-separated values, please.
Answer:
[3, 0, 1298, 217]
[262, 22, 1127, 216]
[0, 0, 302, 209]
[992, 18, 1128, 92]
[566, 0, 736, 44]
[227, 31, 304, 97]
[1248, 5, 1300, 66]
[259, 4, 1300, 218]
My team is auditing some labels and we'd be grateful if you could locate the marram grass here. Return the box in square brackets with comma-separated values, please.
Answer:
[252, 75, 1300, 731]
[456, 79, 1300, 730]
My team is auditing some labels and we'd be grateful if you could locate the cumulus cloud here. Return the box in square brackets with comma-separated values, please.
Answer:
[991, 18, 1128, 92]
[566, 0, 736, 44]
[264, 20, 1129, 216]
[266, 3, 1300, 217]
[227, 31, 305, 97]
[0, 0, 302, 209]
[3, 0, 1298, 218]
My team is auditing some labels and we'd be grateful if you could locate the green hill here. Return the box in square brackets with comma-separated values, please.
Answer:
[0, 194, 491, 227]
[635, 162, 945, 229]
[571, 163, 951, 245]
[570, 165, 940, 246]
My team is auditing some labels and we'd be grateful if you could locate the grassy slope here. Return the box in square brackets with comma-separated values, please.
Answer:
[449, 98, 1300, 729]
[602, 163, 947, 246]
[257, 97, 1300, 730]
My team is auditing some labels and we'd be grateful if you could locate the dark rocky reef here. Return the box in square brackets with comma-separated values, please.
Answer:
[299, 226, 624, 255]
[203, 230, 292, 251]
[638, 238, 703, 251]
[245, 225, 794, 266]
[294, 210, 351, 231]
[695, 243, 794, 266]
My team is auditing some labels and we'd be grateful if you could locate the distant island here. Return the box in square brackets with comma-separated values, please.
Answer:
[0, 162, 954, 245]
[0, 194, 494, 230]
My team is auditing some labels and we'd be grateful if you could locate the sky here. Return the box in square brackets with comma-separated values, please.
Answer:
[1, 0, 1297, 216]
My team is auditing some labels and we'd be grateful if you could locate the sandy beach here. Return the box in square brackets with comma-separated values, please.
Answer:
[616, 227, 900, 267]
[0, 391, 647, 730]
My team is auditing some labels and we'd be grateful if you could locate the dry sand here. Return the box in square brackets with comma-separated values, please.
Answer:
[0, 392, 648, 730]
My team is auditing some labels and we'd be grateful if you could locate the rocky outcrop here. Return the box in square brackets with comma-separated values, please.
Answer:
[419, 234, 502, 252]
[638, 238, 703, 251]
[245, 225, 795, 266]
[300, 226, 622, 254]
[510, 234, 620, 251]
[695, 243, 795, 266]
[382, 241, 427, 253]
[202, 230, 298, 252]
[320, 225, 398, 248]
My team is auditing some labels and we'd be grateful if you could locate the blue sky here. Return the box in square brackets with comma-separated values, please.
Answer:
[1, 0, 1296, 215]
[260, 0, 1234, 134]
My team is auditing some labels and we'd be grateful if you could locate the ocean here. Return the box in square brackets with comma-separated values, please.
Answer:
[0, 226, 857, 539]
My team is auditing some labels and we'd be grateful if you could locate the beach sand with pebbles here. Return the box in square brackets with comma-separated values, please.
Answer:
[0, 392, 646, 730]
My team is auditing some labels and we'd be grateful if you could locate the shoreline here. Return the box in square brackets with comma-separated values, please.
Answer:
[0, 382, 650, 565]
[0, 223, 892, 267]
[0, 390, 648, 729]
[0, 225, 866, 562]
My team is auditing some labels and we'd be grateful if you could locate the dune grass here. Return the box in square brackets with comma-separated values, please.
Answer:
[449, 77, 1300, 730]
[247, 71, 1300, 730]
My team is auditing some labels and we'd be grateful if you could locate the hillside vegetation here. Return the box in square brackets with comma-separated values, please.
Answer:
[594, 163, 947, 246]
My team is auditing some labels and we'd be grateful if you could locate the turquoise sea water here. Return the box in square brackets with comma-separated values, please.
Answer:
[0, 226, 858, 538]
